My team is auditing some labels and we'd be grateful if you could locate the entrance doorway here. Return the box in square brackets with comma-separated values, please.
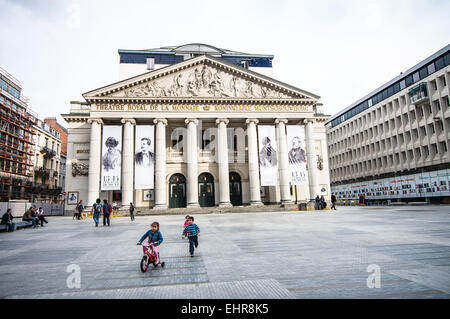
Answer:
[229, 172, 243, 206]
[169, 174, 186, 208]
[198, 173, 215, 207]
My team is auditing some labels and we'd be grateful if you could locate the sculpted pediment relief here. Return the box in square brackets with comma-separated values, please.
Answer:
[110, 64, 296, 99]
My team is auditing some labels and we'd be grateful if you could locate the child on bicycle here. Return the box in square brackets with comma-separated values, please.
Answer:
[137, 221, 164, 247]
[182, 216, 200, 257]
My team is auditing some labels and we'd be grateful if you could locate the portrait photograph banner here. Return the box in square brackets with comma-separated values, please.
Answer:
[257, 125, 278, 186]
[286, 125, 307, 185]
[135, 125, 155, 190]
[101, 125, 122, 191]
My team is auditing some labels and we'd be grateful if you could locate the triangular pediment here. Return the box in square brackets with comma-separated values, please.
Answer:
[83, 55, 319, 101]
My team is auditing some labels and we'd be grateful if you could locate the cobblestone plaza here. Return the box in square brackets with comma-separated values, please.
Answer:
[1, 206, 450, 299]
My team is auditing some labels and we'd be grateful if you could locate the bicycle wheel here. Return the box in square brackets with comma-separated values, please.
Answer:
[140, 256, 149, 272]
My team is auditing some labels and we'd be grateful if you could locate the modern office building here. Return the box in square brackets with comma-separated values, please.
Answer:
[62, 43, 331, 210]
[326, 44, 450, 203]
[0, 66, 38, 202]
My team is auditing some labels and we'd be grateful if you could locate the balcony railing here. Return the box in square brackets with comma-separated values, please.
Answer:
[409, 82, 429, 105]
[41, 146, 56, 158]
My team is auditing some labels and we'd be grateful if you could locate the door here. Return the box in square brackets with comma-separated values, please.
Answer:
[229, 172, 243, 206]
[198, 173, 215, 207]
[169, 174, 186, 208]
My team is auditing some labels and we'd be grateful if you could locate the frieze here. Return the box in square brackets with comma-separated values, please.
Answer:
[94, 103, 311, 113]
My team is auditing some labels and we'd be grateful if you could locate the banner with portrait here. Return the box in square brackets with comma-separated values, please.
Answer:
[257, 125, 278, 186]
[286, 125, 307, 185]
[101, 125, 122, 190]
[135, 125, 155, 190]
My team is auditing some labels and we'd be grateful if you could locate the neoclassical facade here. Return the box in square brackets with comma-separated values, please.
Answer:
[62, 55, 330, 210]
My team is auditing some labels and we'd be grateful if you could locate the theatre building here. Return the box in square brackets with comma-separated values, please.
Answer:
[62, 44, 330, 210]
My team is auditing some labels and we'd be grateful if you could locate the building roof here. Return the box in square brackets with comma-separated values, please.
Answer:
[119, 43, 275, 59]
[327, 43, 450, 124]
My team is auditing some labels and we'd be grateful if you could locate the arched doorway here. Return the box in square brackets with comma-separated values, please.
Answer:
[169, 174, 186, 208]
[229, 172, 243, 206]
[198, 172, 215, 207]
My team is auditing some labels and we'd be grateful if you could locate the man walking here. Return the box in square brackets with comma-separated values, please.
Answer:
[129, 202, 135, 221]
[103, 199, 112, 226]
[331, 193, 337, 210]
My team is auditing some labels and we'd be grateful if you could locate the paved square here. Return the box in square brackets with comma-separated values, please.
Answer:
[1, 206, 450, 299]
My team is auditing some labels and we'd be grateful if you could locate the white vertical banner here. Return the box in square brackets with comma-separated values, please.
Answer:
[257, 125, 278, 186]
[286, 125, 307, 185]
[101, 126, 122, 190]
[135, 125, 155, 190]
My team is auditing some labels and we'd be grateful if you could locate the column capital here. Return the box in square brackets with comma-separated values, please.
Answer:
[275, 118, 288, 125]
[153, 118, 168, 126]
[120, 118, 136, 125]
[87, 118, 103, 125]
[185, 118, 199, 126]
[245, 118, 259, 125]
[303, 118, 315, 125]
[215, 118, 229, 125]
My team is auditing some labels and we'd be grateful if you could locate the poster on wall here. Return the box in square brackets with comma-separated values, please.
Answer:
[257, 125, 278, 186]
[286, 125, 307, 185]
[101, 126, 122, 190]
[135, 125, 155, 190]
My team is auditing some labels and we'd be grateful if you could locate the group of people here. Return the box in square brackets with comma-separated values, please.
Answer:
[91, 198, 114, 227]
[1, 206, 49, 232]
[314, 194, 338, 210]
[136, 214, 201, 258]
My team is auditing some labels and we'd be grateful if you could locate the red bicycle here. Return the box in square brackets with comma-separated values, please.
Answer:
[137, 242, 165, 272]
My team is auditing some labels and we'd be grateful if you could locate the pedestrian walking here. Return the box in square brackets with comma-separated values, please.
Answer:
[76, 200, 84, 220]
[129, 202, 135, 221]
[181, 216, 200, 257]
[36, 207, 49, 227]
[183, 215, 190, 237]
[1, 208, 15, 232]
[331, 193, 337, 210]
[91, 198, 102, 227]
[103, 199, 112, 226]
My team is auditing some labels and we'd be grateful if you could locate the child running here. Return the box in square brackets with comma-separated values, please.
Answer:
[183, 215, 190, 237]
[182, 216, 200, 257]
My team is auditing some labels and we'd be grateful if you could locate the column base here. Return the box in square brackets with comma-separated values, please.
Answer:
[121, 205, 131, 210]
[219, 202, 232, 208]
[280, 200, 294, 208]
[306, 200, 317, 210]
[153, 204, 168, 210]
[187, 203, 200, 208]
[250, 201, 264, 207]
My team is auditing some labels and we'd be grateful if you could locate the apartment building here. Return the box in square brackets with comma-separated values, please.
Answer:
[0, 66, 38, 202]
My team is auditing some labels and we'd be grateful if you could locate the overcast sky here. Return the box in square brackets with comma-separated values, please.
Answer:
[0, 0, 449, 126]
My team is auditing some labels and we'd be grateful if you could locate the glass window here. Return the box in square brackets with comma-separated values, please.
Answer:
[427, 63, 436, 74]
[435, 57, 444, 71]
[419, 67, 428, 80]
[445, 52, 450, 66]
[405, 75, 414, 87]
[413, 72, 420, 83]
[400, 80, 406, 90]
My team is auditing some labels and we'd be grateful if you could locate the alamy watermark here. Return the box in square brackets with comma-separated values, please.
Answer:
[366, 264, 381, 288]
[66, 264, 81, 289]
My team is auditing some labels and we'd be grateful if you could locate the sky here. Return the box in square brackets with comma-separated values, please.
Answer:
[0, 0, 449, 126]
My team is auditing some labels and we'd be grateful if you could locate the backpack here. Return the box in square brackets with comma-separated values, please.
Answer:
[95, 204, 102, 214]
[108, 204, 112, 214]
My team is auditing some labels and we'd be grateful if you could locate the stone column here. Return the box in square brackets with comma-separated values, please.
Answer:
[153, 118, 168, 210]
[185, 118, 199, 207]
[121, 118, 136, 208]
[304, 119, 319, 203]
[216, 118, 232, 207]
[87, 118, 103, 206]
[246, 118, 263, 206]
[275, 118, 292, 204]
